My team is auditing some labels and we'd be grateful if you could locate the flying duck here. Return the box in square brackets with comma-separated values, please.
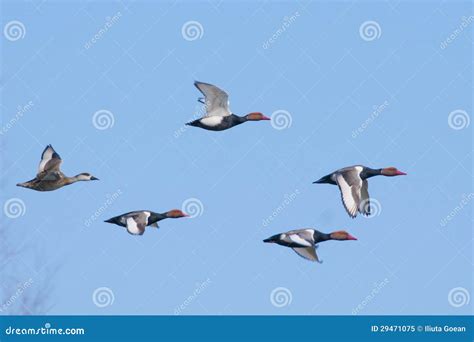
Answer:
[17, 144, 98, 191]
[186, 81, 270, 131]
[313, 165, 407, 218]
[104, 209, 188, 235]
[263, 229, 357, 262]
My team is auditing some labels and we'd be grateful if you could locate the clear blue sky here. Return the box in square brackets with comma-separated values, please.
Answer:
[1, 0, 472, 315]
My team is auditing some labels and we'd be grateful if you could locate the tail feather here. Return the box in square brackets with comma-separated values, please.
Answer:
[263, 234, 280, 243]
[186, 119, 199, 127]
[16, 182, 30, 188]
[313, 174, 332, 184]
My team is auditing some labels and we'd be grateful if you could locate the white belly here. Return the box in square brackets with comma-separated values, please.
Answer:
[200, 116, 224, 127]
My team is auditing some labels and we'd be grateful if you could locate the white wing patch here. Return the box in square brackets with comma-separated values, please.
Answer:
[38, 146, 55, 173]
[288, 234, 313, 247]
[126, 217, 142, 235]
[143, 211, 151, 223]
[336, 174, 360, 218]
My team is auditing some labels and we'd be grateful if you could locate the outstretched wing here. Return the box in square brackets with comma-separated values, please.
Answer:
[292, 246, 321, 263]
[285, 229, 314, 247]
[37, 145, 62, 175]
[125, 212, 150, 235]
[194, 81, 231, 117]
[359, 180, 371, 216]
[335, 170, 363, 218]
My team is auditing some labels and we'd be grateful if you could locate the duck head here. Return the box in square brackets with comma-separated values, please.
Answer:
[75, 173, 99, 181]
[329, 231, 357, 241]
[380, 167, 407, 177]
[165, 209, 189, 218]
[244, 112, 271, 121]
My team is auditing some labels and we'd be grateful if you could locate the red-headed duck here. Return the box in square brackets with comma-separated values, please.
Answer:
[105, 209, 188, 235]
[264, 228, 357, 262]
[313, 165, 406, 218]
[186, 81, 270, 131]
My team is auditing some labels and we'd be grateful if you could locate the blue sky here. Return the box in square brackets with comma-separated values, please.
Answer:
[1, 0, 472, 315]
